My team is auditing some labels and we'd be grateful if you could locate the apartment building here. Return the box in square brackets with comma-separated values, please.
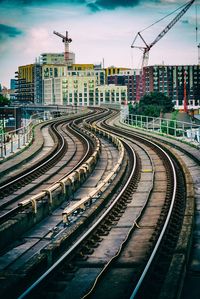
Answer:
[15, 64, 35, 102]
[107, 69, 141, 102]
[40, 52, 75, 65]
[43, 70, 127, 106]
[143, 65, 200, 109]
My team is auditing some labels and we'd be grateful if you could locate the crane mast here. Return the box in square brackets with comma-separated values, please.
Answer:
[53, 30, 72, 64]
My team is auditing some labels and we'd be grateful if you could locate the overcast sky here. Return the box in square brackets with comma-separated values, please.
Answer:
[0, 0, 199, 87]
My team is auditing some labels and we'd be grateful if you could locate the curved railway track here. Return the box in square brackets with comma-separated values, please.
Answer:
[0, 114, 98, 223]
[0, 112, 96, 199]
[0, 120, 67, 198]
[12, 108, 188, 299]
[0, 108, 127, 298]
[0, 111, 107, 261]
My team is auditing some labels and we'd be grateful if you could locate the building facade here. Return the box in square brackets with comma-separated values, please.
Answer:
[43, 70, 127, 106]
[16, 63, 105, 104]
[40, 52, 75, 65]
[42, 65, 105, 86]
[15, 64, 35, 102]
[105, 67, 131, 78]
[107, 69, 141, 102]
[143, 65, 200, 109]
[34, 64, 43, 104]
[15, 64, 43, 103]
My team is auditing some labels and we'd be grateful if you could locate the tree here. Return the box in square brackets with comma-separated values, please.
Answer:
[132, 92, 174, 117]
[0, 94, 10, 107]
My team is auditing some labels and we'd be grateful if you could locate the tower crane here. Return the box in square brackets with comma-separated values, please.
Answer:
[53, 30, 72, 64]
[131, 0, 195, 101]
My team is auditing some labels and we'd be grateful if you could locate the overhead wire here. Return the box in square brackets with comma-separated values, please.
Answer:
[140, 1, 192, 33]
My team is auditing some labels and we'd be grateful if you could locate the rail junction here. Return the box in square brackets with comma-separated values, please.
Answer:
[0, 108, 199, 299]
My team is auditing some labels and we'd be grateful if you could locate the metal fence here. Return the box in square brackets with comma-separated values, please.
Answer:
[0, 107, 82, 159]
[121, 112, 200, 146]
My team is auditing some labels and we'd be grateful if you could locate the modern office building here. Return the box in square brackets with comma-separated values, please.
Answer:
[15, 63, 43, 104]
[69, 64, 94, 71]
[105, 67, 131, 78]
[42, 65, 105, 85]
[15, 62, 105, 104]
[43, 70, 127, 106]
[40, 52, 75, 65]
[143, 65, 200, 109]
[15, 64, 35, 103]
[10, 79, 17, 90]
[107, 69, 141, 102]
[34, 64, 43, 104]
[96, 84, 127, 106]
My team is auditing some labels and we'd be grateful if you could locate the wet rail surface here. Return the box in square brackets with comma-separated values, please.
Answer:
[12, 108, 192, 299]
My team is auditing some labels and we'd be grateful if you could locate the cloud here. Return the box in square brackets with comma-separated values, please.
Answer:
[0, 24, 23, 41]
[1, 0, 188, 14]
[87, 0, 141, 11]
[0, 0, 86, 4]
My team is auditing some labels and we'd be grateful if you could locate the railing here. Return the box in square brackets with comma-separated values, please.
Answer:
[120, 112, 200, 146]
[0, 107, 84, 159]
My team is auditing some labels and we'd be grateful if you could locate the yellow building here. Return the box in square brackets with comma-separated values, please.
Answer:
[18, 64, 34, 83]
[105, 66, 131, 78]
[71, 64, 94, 71]
[17, 64, 35, 102]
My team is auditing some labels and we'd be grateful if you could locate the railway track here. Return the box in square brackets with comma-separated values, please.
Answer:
[0, 112, 103, 252]
[9, 108, 188, 299]
[0, 124, 85, 218]
[0, 108, 196, 298]
[114, 116, 199, 299]
[0, 109, 124, 297]
[0, 113, 94, 200]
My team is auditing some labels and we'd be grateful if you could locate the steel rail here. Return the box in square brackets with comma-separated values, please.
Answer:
[0, 121, 66, 191]
[129, 139, 177, 298]
[0, 110, 96, 191]
[100, 116, 178, 299]
[82, 130, 155, 298]
[0, 116, 96, 224]
[17, 131, 136, 299]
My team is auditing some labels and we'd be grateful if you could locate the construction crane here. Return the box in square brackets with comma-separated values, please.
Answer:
[131, 0, 195, 101]
[53, 30, 72, 64]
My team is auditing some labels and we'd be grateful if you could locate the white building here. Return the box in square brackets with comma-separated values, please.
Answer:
[40, 52, 75, 65]
[43, 69, 127, 106]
